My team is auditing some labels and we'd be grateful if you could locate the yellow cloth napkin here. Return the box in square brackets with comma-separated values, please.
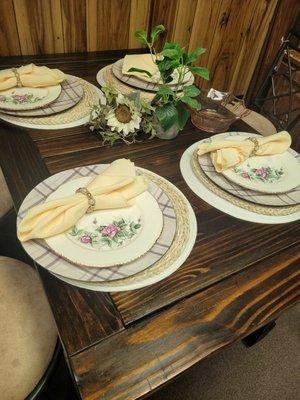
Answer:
[197, 131, 291, 172]
[17, 159, 148, 242]
[0, 64, 66, 91]
[122, 54, 159, 81]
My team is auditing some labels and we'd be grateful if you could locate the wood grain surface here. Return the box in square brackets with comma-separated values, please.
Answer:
[247, 0, 300, 102]
[1, 0, 297, 95]
[0, 51, 299, 399]
[61, 0, 87, 53]
[13, 0, 64, 55]
[72, 246, 300, 400]
[0, 0, 21, 56]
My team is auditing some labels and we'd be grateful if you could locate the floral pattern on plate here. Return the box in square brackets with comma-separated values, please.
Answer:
[234, 164, 284, 183]
[68, 217, 142, 250]
[0, 92, 42, 105]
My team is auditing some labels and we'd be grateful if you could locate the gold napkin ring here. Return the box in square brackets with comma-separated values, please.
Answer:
[11, 68, 22, 88]
[75, 187, 95, 213]
[246, 137, 259, 156]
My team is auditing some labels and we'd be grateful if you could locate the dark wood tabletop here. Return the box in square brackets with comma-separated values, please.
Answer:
[0, 51, 299, 400]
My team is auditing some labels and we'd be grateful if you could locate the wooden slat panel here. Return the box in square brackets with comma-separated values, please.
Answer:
[72, 246, 299, 400]
[86, 0, 131, 51]
[128, 0, 151, 49]
[172, 0, 198, 47]
[247, 0, 300, 101]
[1, 0, 280, 96]
[190, 0, 278, 94]
[228, 0, 278, 94]
[61, 0, 87, 52]
[13, 0, 64, 55]
[188, 0, 224, 88]
[0, 0, 21, 56]
[148, 0, 179, 51]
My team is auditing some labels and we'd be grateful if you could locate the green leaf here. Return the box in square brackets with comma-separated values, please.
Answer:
[69, 226, 77, 236]
[187, 47, 206, 64]
[176, 102, 190, 130]
[180, 96, 199, 109]
[183, 84, 200, 98]
[135, 30, 148, 45]
[127, 67, 152, 78]
[156, 58, 178, 72]
[190, 66, 209, 80]
[162, 49, 180, 58]
[155, 103, 178, 131]
[163, 42, 183, 59]
[157, 85, 174, 98]
[150, 24, 165, 44]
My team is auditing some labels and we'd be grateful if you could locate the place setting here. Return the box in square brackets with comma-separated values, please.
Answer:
[96, 52, 195, 102]
[16, 159, 197, 292]
[180, 131, 300, 224]
[0, 63, 105, 130]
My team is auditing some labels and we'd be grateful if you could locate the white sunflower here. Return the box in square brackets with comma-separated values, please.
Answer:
[105, 94, 142, 136]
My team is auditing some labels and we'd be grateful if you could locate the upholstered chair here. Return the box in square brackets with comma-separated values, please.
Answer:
[0, 257, 57, 400]
[0, 168, 13, 218]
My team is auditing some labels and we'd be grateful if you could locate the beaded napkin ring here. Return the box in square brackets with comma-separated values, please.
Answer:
[11, 68, 22, 87]
[75, 187, 95, 213]
[246, 137, 259, 156]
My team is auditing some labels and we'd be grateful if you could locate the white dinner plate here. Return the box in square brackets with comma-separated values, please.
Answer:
[17, 165, 177, 282]
[44, 176, 163, 268]
[0, 83, 104, 129]
[222, 151, 300, 193]
[0, 85, 61, 110]
[180, 132, 300, 224]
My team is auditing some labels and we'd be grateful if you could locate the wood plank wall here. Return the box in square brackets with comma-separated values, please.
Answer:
[0, 0, 286, 95]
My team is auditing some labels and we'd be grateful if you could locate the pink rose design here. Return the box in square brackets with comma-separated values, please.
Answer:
[101, 224, 120, 238]
[80, 234, 92, 244]
[13, 94, 28, 103]
[255, 168, 268, 179]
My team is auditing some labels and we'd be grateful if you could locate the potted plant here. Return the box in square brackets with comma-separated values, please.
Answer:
[128, 25, 210, 139]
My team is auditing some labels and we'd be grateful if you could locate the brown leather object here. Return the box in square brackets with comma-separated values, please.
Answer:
[0, 257, 57, 400]
[225, 101, 277, 136]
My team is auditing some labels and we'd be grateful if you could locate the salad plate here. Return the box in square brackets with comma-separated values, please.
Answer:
[1, 76, 83, 117]
[0, 85, 61, 110]
[198, 152, 300, 207]
[222, 151, 300, 193]
[44, 176, 163, 268]
[112, 59, 194, 91]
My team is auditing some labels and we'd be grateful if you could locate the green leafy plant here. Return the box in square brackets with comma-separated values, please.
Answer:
[129, 25, 209, 133]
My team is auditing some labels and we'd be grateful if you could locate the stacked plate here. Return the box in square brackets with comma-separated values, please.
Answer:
[96, 57, 194, 101]
[180, 132, 300, 224]
[17, 165, 197, 291]
[0, 73, 104, 130]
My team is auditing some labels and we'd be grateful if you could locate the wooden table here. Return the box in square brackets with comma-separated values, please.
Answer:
[0, 52, 299, 400]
